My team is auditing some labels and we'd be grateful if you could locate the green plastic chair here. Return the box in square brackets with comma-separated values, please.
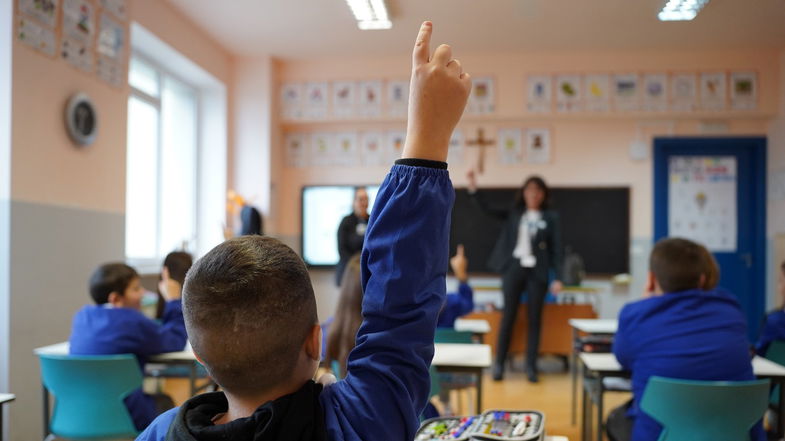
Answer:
[330, 360, 343, 380]
[434, 329, 474, 344]
[640, 376, 769, 441]
[39, 353, 142, 439]
[765, 340, 785, 407]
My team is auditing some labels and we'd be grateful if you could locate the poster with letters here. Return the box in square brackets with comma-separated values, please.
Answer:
[526, 128, 551, 164]
[613, 74, 640, 112]
[358, 80, 383, 118]
[385, 130, 406, 163]
[19, 0, 59, 27]
[447, 129, 465, 165]
[100, 0, 127, 21]
[730, 72, 757, 110]
[670, 73, 698, 112]
[62, 0, 95, 44]
[310, 132, 335, 167]
[16, 15, 56, 56]
[285, 133, 309, 168]
[669, 156, 737, 252]
[304, 82, 329, 119]
[642, 74, 668, 112]
[555, 75, 582, 112]
[360, 131, 386, 166]
[497, 128, 523, 165]
[61, 38, 94, 71]
[700, 72, 727, 111]
[526, 75, 552, 113]
[466, 77, 495, 114]
[334, 132, 359, 166]
[280, 83, 304, 120]
[386, 80, 409, 117]
[332, 81, 356, 119]
[584, 74, 611, 112]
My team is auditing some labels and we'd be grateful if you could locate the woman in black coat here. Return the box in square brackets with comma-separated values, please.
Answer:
[467, 170, 563, 383]
[335, 187, 369, 286]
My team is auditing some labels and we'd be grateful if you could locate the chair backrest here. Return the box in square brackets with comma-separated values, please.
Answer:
[39, 353, 142, 439]
[765, 340, 785, 365]
[330, 360, 343, 380]
[640, 376, 769, 441]
[434, 328, 474, 344]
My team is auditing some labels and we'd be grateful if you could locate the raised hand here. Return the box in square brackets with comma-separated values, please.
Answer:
[450, 244, 469, 282]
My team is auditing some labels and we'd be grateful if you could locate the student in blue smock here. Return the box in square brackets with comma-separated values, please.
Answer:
[607, 238, 764, 441]
[756, 261, 785, 356]
[70, 261, 188, 431]
[437, 244, 475, 328]
[135, 21, 473, 441]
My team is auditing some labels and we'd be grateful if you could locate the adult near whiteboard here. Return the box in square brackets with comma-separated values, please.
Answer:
[467, 169, 564, 383]
[335, 188, 370, 286]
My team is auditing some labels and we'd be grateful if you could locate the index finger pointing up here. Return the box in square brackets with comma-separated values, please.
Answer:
[412, 21, 432, 67]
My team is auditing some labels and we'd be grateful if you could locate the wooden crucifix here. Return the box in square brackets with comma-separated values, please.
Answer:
[466, 127, 495, 174]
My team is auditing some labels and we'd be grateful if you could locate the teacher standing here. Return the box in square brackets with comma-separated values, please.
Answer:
[467, 170, 563, 383]
[335, 187, 369, 286]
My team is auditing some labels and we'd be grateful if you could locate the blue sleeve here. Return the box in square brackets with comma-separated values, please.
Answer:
[135, 407, 178, 441]
[613, 305, 636, 370]
[456, 282, 474, 317]
[320, 164, 454, 440]
[755, 312, 783, 355]
[137, 300, 187, 355]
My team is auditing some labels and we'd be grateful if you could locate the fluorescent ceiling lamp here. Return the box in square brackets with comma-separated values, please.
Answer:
[346, 0, 392, 30]
[658, 0, 710, 21]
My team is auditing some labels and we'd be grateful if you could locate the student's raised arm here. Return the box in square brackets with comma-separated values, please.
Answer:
[320, 22, 471, 440]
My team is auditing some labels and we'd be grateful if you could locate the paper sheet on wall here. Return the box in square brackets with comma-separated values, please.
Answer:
[285, 133, 309, 168]
[584, 74, 610, 112]
[17, 15, 56, 56]
[386, 80, 409, 117]
[497, 128, 522, 165]
[62, 0, 95, 44]
[730, 72, 757, 111]
[97, 13, 124, 61]
[670, 73, 698, 112]
[555, 75, 582, 112]
[526, 75, 551, 113]
[99, 0, 127, 21]
[331, 81, 356, 119]
[310, 133, 335, 167]
[700, 72, 727, 111]
[385, 130, 406, 163]
[360, 132, 386, 166]
[466, 77, 495, 115]
[358, 81, 383, 118]
[304, 82, 329, 119]
[642, 74, 668, 112]
[19, 0, 59, 27]
[447, 129, 465, 165]
[96, 55, 123, 86]
[61, 37, 94, 72]
[280, 83, 304, 120]
[613, 74, 640, 112]
[334, 132, 359, 166]
[526, 128, 551, 164]
[669, 156, 737, 252]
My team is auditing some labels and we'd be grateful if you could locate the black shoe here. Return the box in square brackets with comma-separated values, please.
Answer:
[492, 362, 504, 381]
[526, 366, 539, 383]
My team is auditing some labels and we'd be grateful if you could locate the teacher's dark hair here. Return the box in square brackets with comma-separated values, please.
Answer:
[514, 176, 550, 211]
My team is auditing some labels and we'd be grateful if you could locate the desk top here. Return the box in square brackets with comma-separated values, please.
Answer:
[569, 319, 618, 334]
[0, 393, 14, 404]
[454, 319, 491, 334]
[432, 343, 492, 368]
[580, 352, 785, 378]
[34, 342, 69, 355]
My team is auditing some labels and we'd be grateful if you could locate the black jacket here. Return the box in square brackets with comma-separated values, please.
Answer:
[164, 381, 326, 441]
[470, 192, 563, 282]
[335, 213, 367, 286]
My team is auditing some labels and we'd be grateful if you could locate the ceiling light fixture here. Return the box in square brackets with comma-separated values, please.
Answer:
[345, 0, 392, 30]
[658, 0, 710, 21]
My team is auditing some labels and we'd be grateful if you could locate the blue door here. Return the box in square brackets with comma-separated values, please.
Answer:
[654, 137, 767, 341]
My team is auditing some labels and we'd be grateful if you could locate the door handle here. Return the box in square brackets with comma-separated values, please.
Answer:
[741, 253, 752, 268]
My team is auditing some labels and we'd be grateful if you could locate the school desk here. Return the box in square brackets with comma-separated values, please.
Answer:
[454, 318, 491, 343]
[579, 352, 785, 441]
[432, 343, 493, 414]
[568, 319, 619, 425]
[0, 393, 15, 441]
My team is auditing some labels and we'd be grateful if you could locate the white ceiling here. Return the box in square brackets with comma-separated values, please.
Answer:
[166, 0, 785, 59]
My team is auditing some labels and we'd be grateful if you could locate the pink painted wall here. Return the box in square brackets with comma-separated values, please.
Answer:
[271, 49, 779, 239]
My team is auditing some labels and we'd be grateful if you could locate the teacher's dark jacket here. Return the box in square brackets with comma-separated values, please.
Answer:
[470, 192, 563, 282]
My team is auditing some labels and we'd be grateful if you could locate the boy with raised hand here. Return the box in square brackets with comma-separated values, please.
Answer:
[136, 21, 471, 441]
[607, 238, 764, 441]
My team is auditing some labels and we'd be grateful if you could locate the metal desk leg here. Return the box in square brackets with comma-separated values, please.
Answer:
[42, 386, 50, 440]
[582, 369, 589, 441]
[571, 327, 578, 425]
[476, 368, 483, 413]
[1, 404, 4, 441]
[778, 379, 784, 439]
[597, 376, 605, 441]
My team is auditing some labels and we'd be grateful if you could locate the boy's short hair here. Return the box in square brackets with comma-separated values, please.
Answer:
[183, 236, 317, 398]
[89, 263, 139, 304]
[650, 238, 710, 293]
[163, 251, 193, 285]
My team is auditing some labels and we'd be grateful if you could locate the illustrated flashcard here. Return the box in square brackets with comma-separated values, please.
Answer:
[16, 15, 56, 56]
[386, 80, 409, 117]
[385, 130, 407, 163]
[304, 82, 329, 119]
[555, 75, 582, 112]
[280, 83, 304, 120]
[97, 13, 125, 61]
[466, 76, 495, 115]
[331, 81, 356, 119]
[360, 131, 386, 166]
[526, 76, 552, 113]
[19, 0, 59, 27]
[668, 156, 737, 252]
[642, 74, 668, 112]
[613, 74, 640, 112]
[670, 73, 698, 112]
[62, 0, 95, 44]
[358, 80, 383, 118]
[97, 55, 123, 86]
[700, 72, 727, 111]
[334, 132, 359, 166]
[526, 128, 551, 164]
[584, 74, 611, 112]
[285, 133, 309, 168]
[497, 128, 523, 165]
[730, 72, 757, 110]
[100, 0, 127, 21]
[310, 132, 335, 167]
[61, 38, 94, 72]
[447, 129, 465, 165]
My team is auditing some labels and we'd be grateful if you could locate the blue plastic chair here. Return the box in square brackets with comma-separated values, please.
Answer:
[640, 376, 769, 441]
[434, 329, 474, 344]
[39, 353, 142, 439]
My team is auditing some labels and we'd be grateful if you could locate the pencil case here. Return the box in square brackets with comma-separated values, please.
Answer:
[416, 415, 483, 441]
[469, 410, 545, 441]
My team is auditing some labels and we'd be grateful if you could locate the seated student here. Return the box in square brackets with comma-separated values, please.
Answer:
[136, 21, 472, 441]
[70, 262, 188, 431]
[325, 254, 363, 376]
[155, 251, 194, 319]
[437, 244, 474, 328]
[607, 238, 764, 441]
[756, 260, 785, 356]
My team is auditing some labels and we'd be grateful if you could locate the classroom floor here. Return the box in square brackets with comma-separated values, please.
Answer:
[161, 357, 631, 440]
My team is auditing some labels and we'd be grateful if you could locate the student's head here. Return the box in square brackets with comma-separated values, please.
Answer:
[162, 251, 193, 284]
[516, 176, 549, 211]
[89, 263, 143, 309]
[647, 238, 713, 295]
[182, 236, 319, 399]
[326, 254, 364, 374]
[353, 187, 369, 217]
